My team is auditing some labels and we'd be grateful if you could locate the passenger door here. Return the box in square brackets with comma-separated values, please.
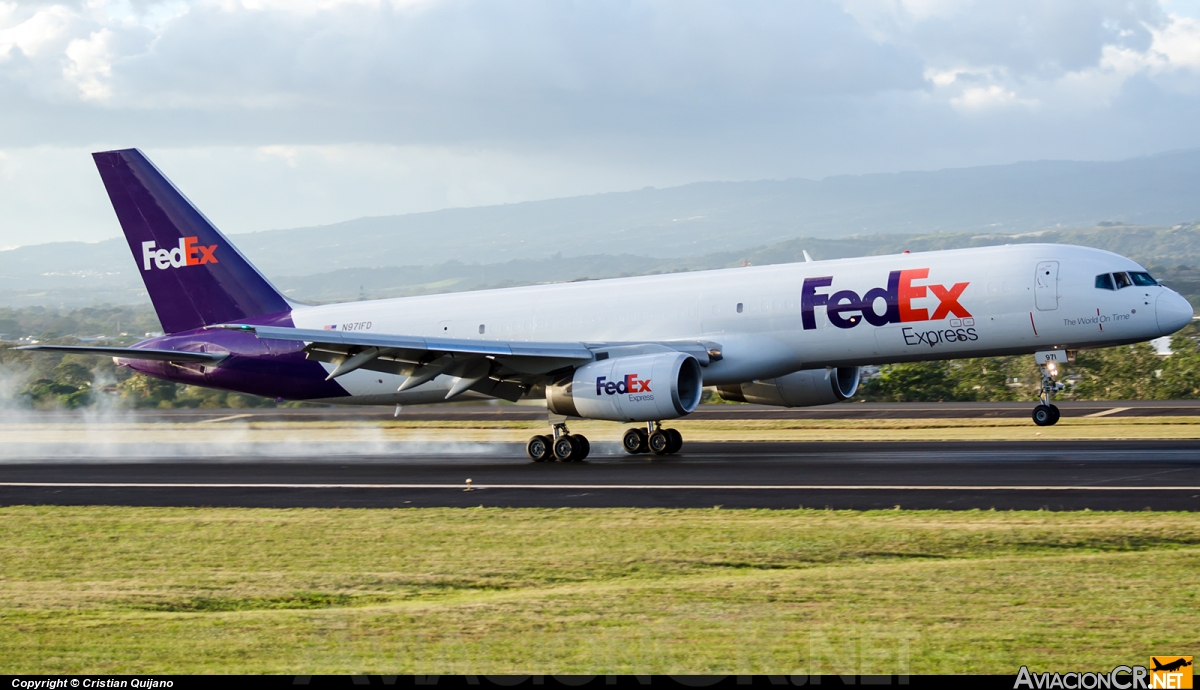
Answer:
[1035, 261, 1059, 311]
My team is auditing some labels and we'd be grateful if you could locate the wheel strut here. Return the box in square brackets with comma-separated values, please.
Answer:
[1032, 358, 1064, 427]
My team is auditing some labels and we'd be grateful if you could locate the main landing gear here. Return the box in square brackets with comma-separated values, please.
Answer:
[527, 422, 590, 463]
[1032, 357, 1066, 427]
[622, 421, 683, 456]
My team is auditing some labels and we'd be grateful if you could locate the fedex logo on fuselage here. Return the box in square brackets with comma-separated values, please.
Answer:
[596, 374, 651, 396]
[141, 238, 218, 271]
[802, 268, 970, 330]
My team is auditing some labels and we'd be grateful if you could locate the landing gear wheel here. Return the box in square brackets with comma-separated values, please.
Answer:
[553, 434, 581, 462]
[527, 434, 552, 462]
[1032, 404, 1057, 427]
[622, 428, 648, 454]
[665, 428, 683, 454]
[1048, 404, 1060, 425]
[649, 430, 671, 455]
[574, 435, 591, 461]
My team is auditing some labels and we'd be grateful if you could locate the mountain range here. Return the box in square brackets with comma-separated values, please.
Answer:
[3, 149, 1199, 307]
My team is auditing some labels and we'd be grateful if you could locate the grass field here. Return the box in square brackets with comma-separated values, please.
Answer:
[1, 506, 1197, 674]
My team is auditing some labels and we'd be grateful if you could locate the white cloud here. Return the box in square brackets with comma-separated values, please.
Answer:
[1149, 15, 1200, 72]
[951, 85, 1029, 111]
[0, 0, 1198, 246]
[63, 28, 114, 100]
[0, 4, 75, 60]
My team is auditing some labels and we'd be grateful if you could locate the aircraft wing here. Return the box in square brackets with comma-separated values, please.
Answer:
[224, 324, 718, 402]
[240, 325, 596, 361]
[16, 345, 227, 363]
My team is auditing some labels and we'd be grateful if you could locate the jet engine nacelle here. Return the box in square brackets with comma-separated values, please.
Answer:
[547, 352, 703, 422]
[717, 367, 860, 407]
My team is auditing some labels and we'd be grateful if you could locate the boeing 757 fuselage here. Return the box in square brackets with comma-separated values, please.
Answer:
[23, 150, 1195, 461]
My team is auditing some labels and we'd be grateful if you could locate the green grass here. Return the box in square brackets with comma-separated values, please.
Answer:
[0, 506, 1197, 674]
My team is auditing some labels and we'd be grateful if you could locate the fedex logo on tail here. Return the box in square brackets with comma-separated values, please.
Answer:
[141, 238, 218, 271]
[802, 269, 970, 330]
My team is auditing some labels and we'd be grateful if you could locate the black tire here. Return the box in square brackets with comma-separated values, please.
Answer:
[553, 435, 579, 462]
[622, 428, 648, 454]
[665, 428, 683, 454]
[526, 435, 551, 462]
[1048, 405, 1060, 425]
[649, 430, 671, 455]
[575, 435, 591, 461]
[1032, 404, 1054, 427]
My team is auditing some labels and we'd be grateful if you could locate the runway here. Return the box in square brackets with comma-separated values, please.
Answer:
[77, 399, 1200, 423]
[1, 440, 1197, 510]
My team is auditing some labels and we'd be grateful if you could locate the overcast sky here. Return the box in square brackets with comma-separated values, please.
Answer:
[1, 0, 1199, 247]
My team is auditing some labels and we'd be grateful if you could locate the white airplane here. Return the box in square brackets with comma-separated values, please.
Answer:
[23, 150, 1195, 461]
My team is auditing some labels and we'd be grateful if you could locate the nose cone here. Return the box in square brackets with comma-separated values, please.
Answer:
[1156, 289, 1194, 336]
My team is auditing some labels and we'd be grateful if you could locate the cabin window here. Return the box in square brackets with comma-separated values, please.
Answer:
[1095, 274, 1115, 290]
[1113, 272, 1133, 289]
[478, 324, 485, 334]
[1129, 272, 1157, 286]
[736, 303, 743, 313]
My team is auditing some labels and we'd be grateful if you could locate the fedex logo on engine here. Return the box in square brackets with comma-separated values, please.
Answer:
[802, 269, 970, 330]
[596, 374, 651, 396]
[141, 238, 218, 271]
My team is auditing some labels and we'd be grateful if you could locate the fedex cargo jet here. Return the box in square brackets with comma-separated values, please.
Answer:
[22, 149, 1195, 461]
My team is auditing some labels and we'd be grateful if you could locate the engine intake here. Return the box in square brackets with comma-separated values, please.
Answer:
[717, 367, 860, 407]
[547, 352, 703, 422]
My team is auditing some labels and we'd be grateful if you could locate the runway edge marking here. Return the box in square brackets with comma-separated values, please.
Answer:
[1, 482, 1198, 491]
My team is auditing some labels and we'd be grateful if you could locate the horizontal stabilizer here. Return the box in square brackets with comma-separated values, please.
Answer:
[17, 345, 227, 364]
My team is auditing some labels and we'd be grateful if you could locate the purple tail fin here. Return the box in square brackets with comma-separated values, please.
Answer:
[94, 149, 290, 334]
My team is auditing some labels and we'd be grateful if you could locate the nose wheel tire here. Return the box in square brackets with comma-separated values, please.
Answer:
[1032, 404, 1060, 427]
[526, 434, 553, 462]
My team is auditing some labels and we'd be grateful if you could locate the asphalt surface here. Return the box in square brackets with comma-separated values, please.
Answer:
[73, 400, 1200, 423]
[2, 440, 1198, 511]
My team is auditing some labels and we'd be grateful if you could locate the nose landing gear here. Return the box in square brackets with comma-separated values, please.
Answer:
[623, 421, 683, 456]
[527, 421, 590, 462]
[1032, 357, 1065, 427]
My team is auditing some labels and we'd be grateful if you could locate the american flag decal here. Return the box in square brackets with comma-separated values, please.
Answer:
[323, 324, 337, 331]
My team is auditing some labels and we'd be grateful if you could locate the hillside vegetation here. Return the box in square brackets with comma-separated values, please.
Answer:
[3, 311, 1199, 409]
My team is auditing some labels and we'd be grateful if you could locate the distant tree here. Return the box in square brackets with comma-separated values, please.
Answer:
[863, 361, 958, 402]
[1070, 343, 1165, 400]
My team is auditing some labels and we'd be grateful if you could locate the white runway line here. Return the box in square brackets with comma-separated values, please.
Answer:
[195, 413, 255, 424]
[1084, 407, 1132, 418]
[1, 482, 1198, 491]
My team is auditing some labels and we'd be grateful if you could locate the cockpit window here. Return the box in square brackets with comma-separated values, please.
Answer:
[1129, 271, 1157, 286]
[1095, 274, 1115, 290]
[1113, 272, 1132, 289]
